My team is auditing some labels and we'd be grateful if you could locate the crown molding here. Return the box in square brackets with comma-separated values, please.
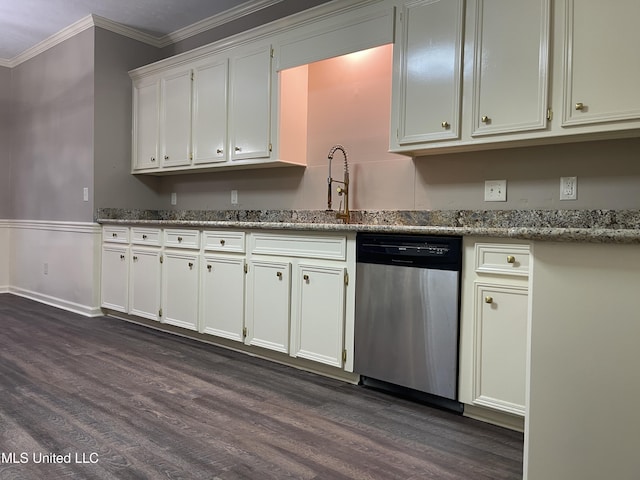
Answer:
[7, 15, 95, 68]
[91, 14, 163, 48]
[1, 0, 285, 68]
[158, 0, 283, 47]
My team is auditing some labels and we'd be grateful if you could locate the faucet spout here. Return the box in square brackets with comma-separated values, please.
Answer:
[327, 144, 350, 223]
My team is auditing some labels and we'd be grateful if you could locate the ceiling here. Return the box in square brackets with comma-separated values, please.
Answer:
[0, 0, 276, 63]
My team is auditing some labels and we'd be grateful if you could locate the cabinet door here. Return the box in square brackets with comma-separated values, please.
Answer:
[161, 69, 192, 167]
[162, 251, 199, 331]
[229, 45, 272, 161]
[471, 0, 550, 136]
[132, 80, 159, 170]
[193, 60, 228, 165]
[473, 282, 528, 416]
[292, 265, 345, 368]
[201, 255, 245, 341]
[101, 245, 129, 313]
[394, 0, 464, 145]
[245, 260, 290, 353]
[562, 0, 640, 126]
[129, 248, 162, 321]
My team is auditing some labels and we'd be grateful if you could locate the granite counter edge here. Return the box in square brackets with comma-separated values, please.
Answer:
[96, 218, 640, 244]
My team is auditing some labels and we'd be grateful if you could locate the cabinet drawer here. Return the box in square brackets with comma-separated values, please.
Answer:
[103, 226, 129, 244]
[164, 229, 201, 249]
[131, 227, 162, 246]
[203, 231, 245, 253]
[251, 233, 347, 261]
[475, 243, 530, 277]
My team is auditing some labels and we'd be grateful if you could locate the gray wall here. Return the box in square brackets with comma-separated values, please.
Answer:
[154, 136, 640, 212]
[413, 136, 640, 210]
[94, 27, 164, 213]
[0, 66, 11, 218]
[11, 29, 95, 222]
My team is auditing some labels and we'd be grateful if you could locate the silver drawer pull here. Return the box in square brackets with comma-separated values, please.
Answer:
[177, 237, 183, 243]
[220, 239, 225, 246]
[276, 271, 283, 279]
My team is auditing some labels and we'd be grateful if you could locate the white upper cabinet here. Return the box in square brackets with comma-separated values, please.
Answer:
[192, 59, 228, 165]
[392, 0, 464, 146]
[132, 79, 160, 170]
[561, 0, 640, 127]
[160, 68, 193, 168]
[470, 0, 550, 136]
[229, 45, 273, 162]
[391, 0, 640, 155]
[131, 42, 278, 174]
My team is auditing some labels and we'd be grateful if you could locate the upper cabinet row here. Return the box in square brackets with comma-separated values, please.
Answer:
[132, 43, 290, 173]
[130, 0, 640, 174]
[390, 0, 640, 155]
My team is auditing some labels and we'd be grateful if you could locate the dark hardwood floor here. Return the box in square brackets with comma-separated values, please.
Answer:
[0, 294, 523, 479]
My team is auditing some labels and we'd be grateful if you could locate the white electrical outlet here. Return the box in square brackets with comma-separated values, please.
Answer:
[83, 187, 89, 202]
[484, 180, 507, 202]
[560, 176, 577, 200]
[231, 190, 238, 205]
[170, 192, 177, 205]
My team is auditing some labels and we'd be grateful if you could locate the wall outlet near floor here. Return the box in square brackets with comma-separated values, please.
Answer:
[83, 187, 89, 202]
[484, 180, 507, 202]
[231, 190, 238, 205]
[560, 176, 577, 200]
[170, 192, 177, 205]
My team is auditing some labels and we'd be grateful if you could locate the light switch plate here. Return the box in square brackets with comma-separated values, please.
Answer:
[484, 180, 507, 202]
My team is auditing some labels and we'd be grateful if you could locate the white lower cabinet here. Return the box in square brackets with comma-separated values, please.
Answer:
[201, 255, 245, 341]
[245, 260, 291, 353]
[101, 226, 355, 373]
[101, 244, 129, 313]
[459, 238, 531, 423]
[292, 264, 346, 368]
[129, 247, 162, 321]
[472, 282, 528, 415]
[162, 250, 200, 331]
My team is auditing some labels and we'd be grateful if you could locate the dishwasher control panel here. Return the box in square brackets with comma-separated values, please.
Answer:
[357, 234, 462, 270]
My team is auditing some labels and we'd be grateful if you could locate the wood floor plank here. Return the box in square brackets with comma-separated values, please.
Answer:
[0, 294, 523, 479]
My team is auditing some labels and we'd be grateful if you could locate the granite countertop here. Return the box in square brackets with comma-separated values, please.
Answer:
[96, 208, 640, 244]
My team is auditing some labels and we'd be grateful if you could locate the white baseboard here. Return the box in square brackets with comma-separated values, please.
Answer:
[463, 403, 525, 432]
[7, 288, 104, 318]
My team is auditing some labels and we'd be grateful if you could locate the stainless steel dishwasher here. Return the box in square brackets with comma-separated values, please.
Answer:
[354, 233, 462, 410]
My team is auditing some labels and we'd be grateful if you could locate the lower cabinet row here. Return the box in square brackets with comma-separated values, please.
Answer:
[101, 228, 353, 370]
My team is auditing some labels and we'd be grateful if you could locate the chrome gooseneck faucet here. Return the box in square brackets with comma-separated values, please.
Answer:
[327, 144, 350, 223]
